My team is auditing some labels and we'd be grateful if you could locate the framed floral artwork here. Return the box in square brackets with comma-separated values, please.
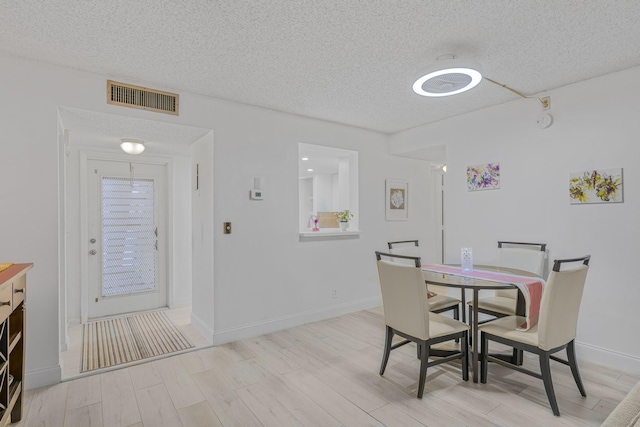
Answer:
[569, 168, 623, 204]
[467, 162, 500, 191]
[386, 179, 408, 220]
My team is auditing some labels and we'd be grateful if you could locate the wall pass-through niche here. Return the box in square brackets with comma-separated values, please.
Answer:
[298, 143, 358, 232]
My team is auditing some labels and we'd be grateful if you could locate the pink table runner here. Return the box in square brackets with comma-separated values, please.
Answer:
[422, 264, 545, 330]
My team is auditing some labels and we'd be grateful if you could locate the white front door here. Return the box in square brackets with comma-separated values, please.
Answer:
[87, 160, 167, 319]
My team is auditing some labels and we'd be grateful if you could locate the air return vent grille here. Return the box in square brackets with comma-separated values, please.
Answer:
[107, 80, 179, 115]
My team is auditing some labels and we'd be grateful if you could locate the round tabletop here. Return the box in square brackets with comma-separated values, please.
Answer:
[422, 264, 538, 290]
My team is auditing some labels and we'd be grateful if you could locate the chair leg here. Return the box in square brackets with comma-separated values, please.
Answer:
[467, 305, 473, 346]
[453, 305, 460, 343]
[512, 348, 524, 365]
[539, 352, 560, 416]
[567, 340, 587, 397]
[462, 331, 469, 381]
[417, 340, 429, 398]
[380, 326, 393, 375]
[480, 332, 488, 383]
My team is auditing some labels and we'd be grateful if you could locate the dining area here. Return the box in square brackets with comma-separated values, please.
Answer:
[375, 240, 592, 418]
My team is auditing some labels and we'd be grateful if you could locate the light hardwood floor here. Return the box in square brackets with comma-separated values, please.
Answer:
[21, 306, 637, 426]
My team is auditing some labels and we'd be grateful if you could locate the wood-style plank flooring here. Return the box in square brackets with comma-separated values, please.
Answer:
[20, 306, 638, 426]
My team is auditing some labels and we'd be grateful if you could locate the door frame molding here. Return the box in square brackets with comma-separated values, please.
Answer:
[79, 150, 175, 323]
[432, 169, 445, 264]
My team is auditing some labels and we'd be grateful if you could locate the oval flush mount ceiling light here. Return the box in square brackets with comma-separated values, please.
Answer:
[120, 138, 145, 155]
[412, 56, 482, 97]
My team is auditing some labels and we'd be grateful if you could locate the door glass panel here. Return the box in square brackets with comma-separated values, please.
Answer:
[102, 177, 156, 296]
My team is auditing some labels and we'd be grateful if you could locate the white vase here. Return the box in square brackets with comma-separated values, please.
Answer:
[339, 221, 349, 231]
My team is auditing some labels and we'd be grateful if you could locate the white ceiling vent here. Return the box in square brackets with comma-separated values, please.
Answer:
[107, 80, 179, 115]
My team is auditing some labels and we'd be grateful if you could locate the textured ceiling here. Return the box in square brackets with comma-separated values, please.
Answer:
[58, 107, 212, 153]
[3, 1, 640, 134]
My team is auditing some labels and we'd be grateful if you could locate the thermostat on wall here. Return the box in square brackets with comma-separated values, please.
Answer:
[250, 189, 263, 200]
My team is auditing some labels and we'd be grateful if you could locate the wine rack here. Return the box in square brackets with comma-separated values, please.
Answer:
[0, 263, 31, 426]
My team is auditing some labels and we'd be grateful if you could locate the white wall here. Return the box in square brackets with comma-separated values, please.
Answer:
[171, 154, 194, 308]
[0, 51, 433, 387]
[390, 66, 640, 372]
[206, 103, 431, 341]
[191, 133, 215, 341]
[313, 174, 334, 212]
[298, 177, 313, 229]
[338, 156, 349, 212]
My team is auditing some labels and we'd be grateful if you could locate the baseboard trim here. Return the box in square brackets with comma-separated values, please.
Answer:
[212, 296, 382, 346]
[171, 300, 192, 310]
[26, 364, 62, 390]
[576, 340, 640, 374]
[190, 311, 214, 345]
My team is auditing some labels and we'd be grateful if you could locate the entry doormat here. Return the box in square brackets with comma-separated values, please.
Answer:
[81, 310, 193, 372]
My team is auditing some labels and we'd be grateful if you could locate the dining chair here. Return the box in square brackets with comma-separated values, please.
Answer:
[468, 241, 547, 322]
[388, 240, 461, 320]
[375, 251, 469, 398]
[478, 255, 591, 416]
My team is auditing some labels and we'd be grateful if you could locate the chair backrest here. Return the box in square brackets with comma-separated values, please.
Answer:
[387, 240, 422, 264]
[537, 256, 590, 351]
[497, 241, 546, 276]
[496, 241, 546, 298]
[375, 251, 430, 340]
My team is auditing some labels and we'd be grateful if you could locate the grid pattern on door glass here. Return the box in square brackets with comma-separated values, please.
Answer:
[102, 177, 156, 297]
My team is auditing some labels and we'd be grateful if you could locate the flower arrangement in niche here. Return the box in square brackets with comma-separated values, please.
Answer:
[335, 210, 354, 222]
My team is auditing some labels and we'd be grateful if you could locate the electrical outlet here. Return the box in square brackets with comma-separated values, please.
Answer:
[332, 288, 338, 299]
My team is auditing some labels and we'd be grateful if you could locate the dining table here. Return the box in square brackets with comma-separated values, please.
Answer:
[421, 264, 538, 383]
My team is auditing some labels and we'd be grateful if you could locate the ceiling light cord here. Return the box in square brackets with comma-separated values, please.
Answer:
[485, 78, 549, 109]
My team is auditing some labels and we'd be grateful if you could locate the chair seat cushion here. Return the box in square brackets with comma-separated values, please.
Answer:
[429, 312, 469, 339]
[468, 296, 517, 316]
[477, 316, 539, 347]
[429, 294, 461, 312]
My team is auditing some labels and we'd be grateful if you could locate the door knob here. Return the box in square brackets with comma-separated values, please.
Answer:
[89, 249, 97, 255]
[90, 238, 96, 244]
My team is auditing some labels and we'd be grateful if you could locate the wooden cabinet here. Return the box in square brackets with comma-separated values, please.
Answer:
[0, 263, 31, 426]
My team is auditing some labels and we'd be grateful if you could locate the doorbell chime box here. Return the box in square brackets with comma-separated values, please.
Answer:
[250, 189, 263, 200]
[250, 177, 264, 200]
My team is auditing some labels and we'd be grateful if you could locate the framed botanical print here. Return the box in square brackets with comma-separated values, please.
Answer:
[386, 179, 408, 220]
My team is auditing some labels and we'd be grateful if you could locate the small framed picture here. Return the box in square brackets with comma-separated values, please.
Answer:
[386, 179, 408, 220]
[467, 162, 500, 191]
